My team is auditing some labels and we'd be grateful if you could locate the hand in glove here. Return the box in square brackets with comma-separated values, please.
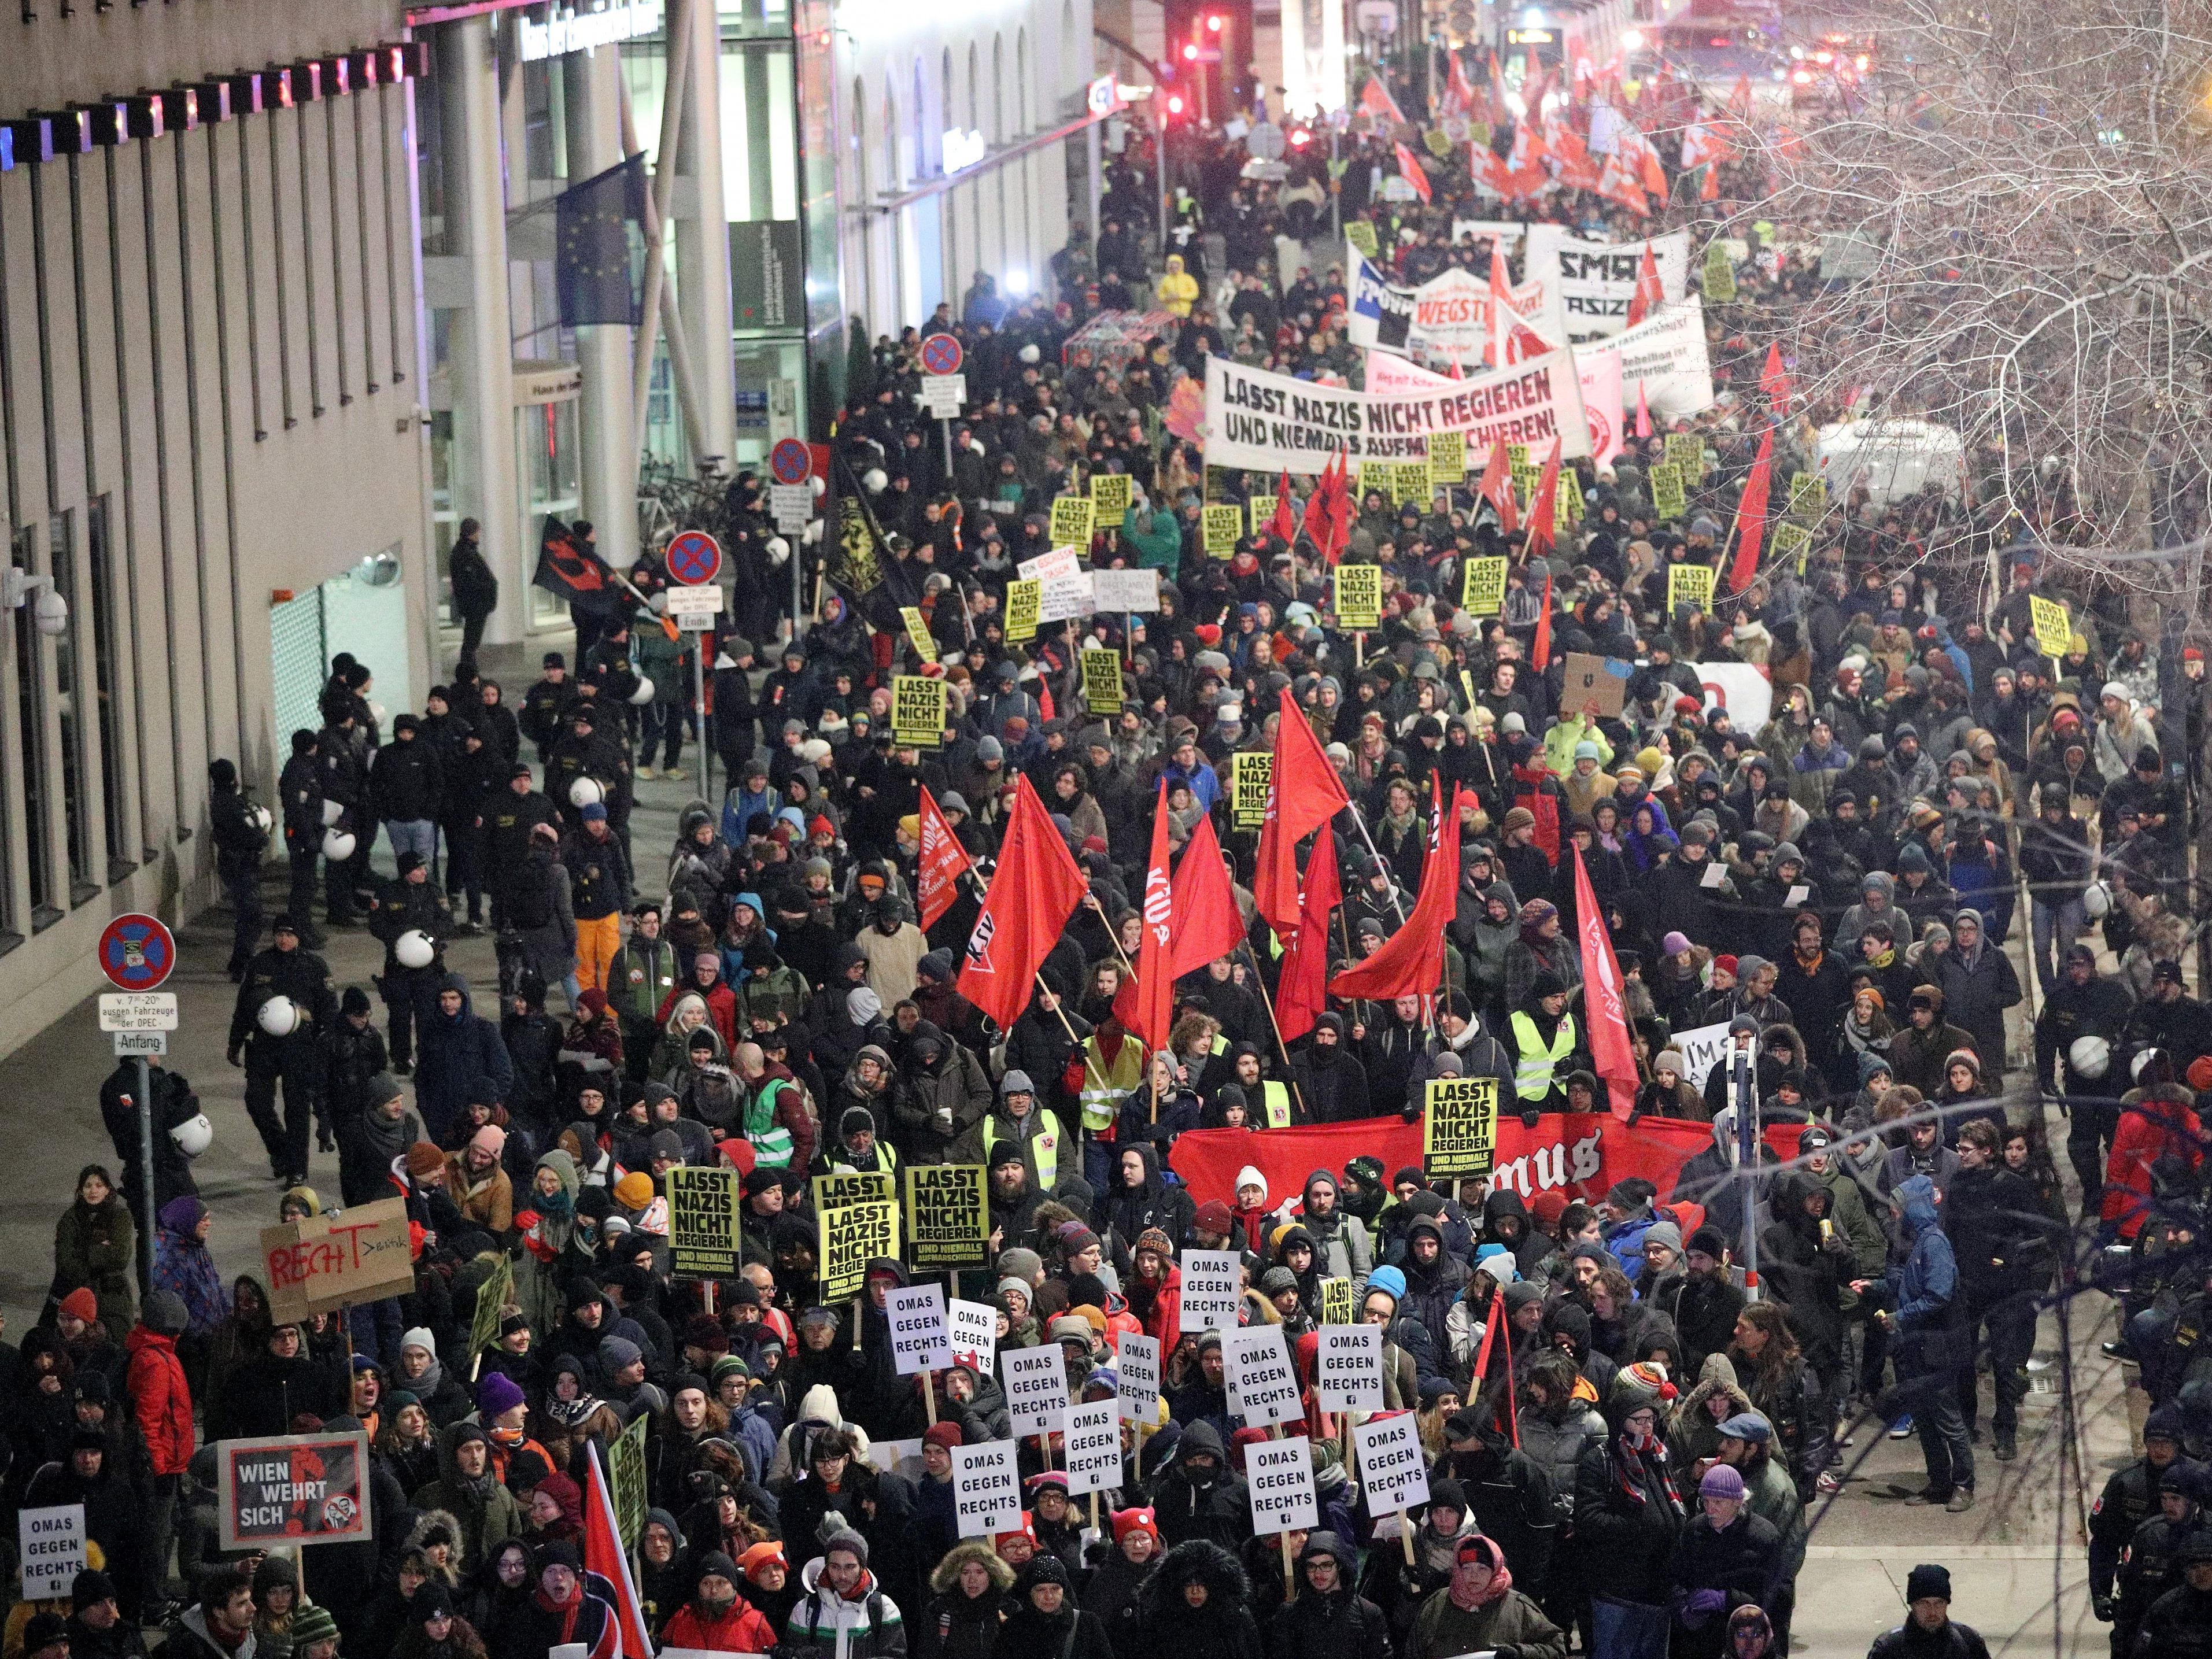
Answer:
[2092, 1595, 2115, 1623]
[227, 1046, 243, 1068]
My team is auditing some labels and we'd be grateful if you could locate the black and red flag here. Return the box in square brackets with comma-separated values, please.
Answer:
[532, 515, 612, 603]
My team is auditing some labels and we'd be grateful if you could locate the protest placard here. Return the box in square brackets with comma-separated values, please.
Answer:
[217, 1431, 375, 1550]
[1080, 649, 1125, 715]
[1334, 564, 1383, 630]
[663, 1166, 738, 1278]
[609, 1413, 648, 1548]
[260, 1198, 413, 1323]
[1225, 1326, 1305, 1427]
[1352, 1413, 1431, 1514]
[1179, 1250, 1243, 1332]
[1004, 578, 1042, 642]
[1062, 1399, 1124, 1496]
[1394, 461, 1430, 504]
[1770, 522, 1813, 571]
[1018, 546, 1094, 622]
[899, 606, 939, 664]
[1002, 1346, 1071, 1436]
[1668, 561, 1716, 614]
[1671, 1021, 1736, 1091]
[1090, 471, 1132, 529]
[1316, 1324, 1384, 1412]
[818, 1200, 899, 1303]
[1788, 471, 1826, 523]
[1650, 460, 1687, 520]
[888, 1283, 950, 1375]
[1666, 428, 1704, 479]
[904, 1164, 991, 1270]
[2029, 594, 2073, 659]
[1202, 503, 1245, 557]
[1561, 652, 1630, 718]
[1247, 1437, 1320, 1534]
[1249, 494, 1279, 538]
[1346, 220, 1379, 258]
[1229, 751, 1273, 832]
[468, 1253, 515, 1363]
[1423, 1077, 1500, 1178]
[892, 675, 948, 748]
[18, 1505, 84, 1599]
[1703, 240, 1738, 302]
[813, 1170, 895, 1213]
[1461, 555, 1508, 615]
[1118, 1333, 1161, 1423]
[1428, 429, 1467, 489]
[1051, 496, 1097, 548]
[952, 1441, 1023, 1536]
[1320, 1277, 1356, 1325]
[948, 1298, 999, 1372]
[1091, 568, 1160, 612]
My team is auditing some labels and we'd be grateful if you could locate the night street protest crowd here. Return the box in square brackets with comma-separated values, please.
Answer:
[14, 40, 2212, 1659]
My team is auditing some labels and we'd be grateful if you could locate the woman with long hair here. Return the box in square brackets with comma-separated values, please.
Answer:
[1726, 1303, 1824, 1498]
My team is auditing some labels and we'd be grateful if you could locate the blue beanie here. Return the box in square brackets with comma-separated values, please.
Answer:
[1367, 1265, 1407, 1302]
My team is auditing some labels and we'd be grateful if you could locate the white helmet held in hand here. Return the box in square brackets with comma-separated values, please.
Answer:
[321, 830, 357, 862]
[257, 996, 301, 1037]
[321, 799, 345, 827]
[627, 677, 656, 705]
[170, 1113, 213, 1158]
[2068, 1034, 2111, 1081]
[570, 776, 605, 808]
[2083, 880, 2112, 919]
[395, 929, 437, 970]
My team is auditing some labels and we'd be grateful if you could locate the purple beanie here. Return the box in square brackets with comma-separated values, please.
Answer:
[478, 1371, 526, 1419]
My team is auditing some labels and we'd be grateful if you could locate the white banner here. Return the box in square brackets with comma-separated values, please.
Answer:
[1061, 1399, 1125, 1496]
[951, 1442, 1022, 1536]
[1117, 1333, 1161, 1423]
[1091, 568, 1161, 612]
[1345, 248, 1419, 351]
[1696, 660, 1774, 734]
[1207, 351, 1590, 474]
[1671, 1020, 1736, 1091]
[1225, 1326, 1305, 1427]
[1351, 1414, 1431, 1514]
[1366, 348, 1619, 469]
[1523, 227, 1691, 339]
[1613, 298, 1716, 419]
[888, 1284, 949, 1375]
[1316, 1324, 1384, 1411]
[1451, 219, 1526, 254]
[1247, 1436, 1320, 1534]
[1349, 242, 1557, 367]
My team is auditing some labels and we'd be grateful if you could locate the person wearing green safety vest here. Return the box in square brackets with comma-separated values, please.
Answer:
[954, 1070, 1069, 1195]
[1505, 971, 1588, 1120]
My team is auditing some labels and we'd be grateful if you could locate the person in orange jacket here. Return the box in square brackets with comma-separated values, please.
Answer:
[128, 1291, 195, 1618]
[660, 1551, 781, 1653]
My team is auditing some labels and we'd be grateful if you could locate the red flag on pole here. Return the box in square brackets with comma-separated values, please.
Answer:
[1726, 426, 1776, 594]
[1393, 142, 1433, 204]
[1302, 451, 1350, 566]
[1328, 779, 1462, 1001]
[1116, 781, 1176, 1049]
[1635, 376, 1653, 440]
[957, 774, 1088, 1029]
[916, 786, 976, 931]
[1627, 244, 1664, 326]
[1168, 812, 1247, 978]
[1531, 572, 1554, 672]
[1269, 468, 1298, 546]
[1274, 820, 1341, 1041]
[1571, 843, 1641, 1121]
[1476, 441, 1519, 534]
[1525, 438, 1562, 558]
[1253, 689, 1353, 937]
[1760, 342, 1792, 416]
[584, 1443, 651, 1658]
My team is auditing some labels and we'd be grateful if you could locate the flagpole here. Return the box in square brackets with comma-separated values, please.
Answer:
[1235, 940, 1310, 1122]
[1346, 810, 1411, 924]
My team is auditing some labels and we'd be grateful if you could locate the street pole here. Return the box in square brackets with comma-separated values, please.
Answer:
[941, 413, 955, 492]
[136, 1056, 157, 1296]
[1734, 1046, 1760, 1299]
[693, 630, 712, 808]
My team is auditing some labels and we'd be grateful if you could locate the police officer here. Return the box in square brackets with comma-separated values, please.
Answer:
[368, 851, 453, 1077]
[549, 705, 633, 841]
[2111, 1464, 2211, 1657]
[226, 916, 337, 1185]
[317, 709, 370, 926]
[2092, 1406, 2200, 1624]
[209, 759, 269, 981]
[485, 763, 559, 930]
[2034, 942, 2135, 1211]
[277, 731, 326, 945]
[520, 651, 579, 763]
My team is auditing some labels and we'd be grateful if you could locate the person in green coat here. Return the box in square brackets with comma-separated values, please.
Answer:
[1408, 1535, 1566, 1659]
[53, 1163, 138, 1332]
[1121, 496, 1183, 579]
[633, 612, 692, 781]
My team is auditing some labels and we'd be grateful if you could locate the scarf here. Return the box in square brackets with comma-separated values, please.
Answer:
[1612, 1428, 1683, 1510]
[1445, 1542, 1514, 1609]
[536, 1579, 584, 1645]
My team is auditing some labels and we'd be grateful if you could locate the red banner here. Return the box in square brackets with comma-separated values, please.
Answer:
[1166, 1111, 1805, 1210]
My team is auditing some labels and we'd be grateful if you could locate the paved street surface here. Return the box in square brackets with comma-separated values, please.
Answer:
[0, 642, 2119, 1654]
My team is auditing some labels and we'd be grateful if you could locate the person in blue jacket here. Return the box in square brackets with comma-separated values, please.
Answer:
[1855, 1174, 1975, 1512]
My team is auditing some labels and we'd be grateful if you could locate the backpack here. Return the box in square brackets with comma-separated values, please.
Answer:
[508, 864, 555, 931]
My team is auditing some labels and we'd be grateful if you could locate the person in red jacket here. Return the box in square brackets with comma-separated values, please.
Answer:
[2103, 1056, 2204, 1239]
[127, 1291, 195, 1619]
[659, 1553, 779, 1653]
[658, 951, 743, 1050]
[1123, 1229, 1181, 1355]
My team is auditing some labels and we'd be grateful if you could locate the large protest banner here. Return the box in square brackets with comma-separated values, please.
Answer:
[1521, 227, 1692, 338]
[1365, 345, 1619, 467]
[1349, 243, 1556, 367]
[217, 1431, 375, 1550]
[1206, 352, 1590, 473]
[1613, 298, 1716, 417]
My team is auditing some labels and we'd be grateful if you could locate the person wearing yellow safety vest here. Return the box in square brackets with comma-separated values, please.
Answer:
[1223, 1043, 1299, 1128]
[1505, 972, 1590, 1119]
[1075, 1020, 1149, 1194]
[953, 1071, 1069, 1195]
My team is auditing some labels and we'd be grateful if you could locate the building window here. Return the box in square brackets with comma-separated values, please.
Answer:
[430, 409, 459, 626]
[86, 497, 131, 878]
[519, 399, 582, 627]
[11, 527, 54, 921]
[45, 511, 95, 901]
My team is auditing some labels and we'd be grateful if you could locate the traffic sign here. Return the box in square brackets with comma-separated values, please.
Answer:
[663, 585, 725, 616]
[920, 332, 963, 375]
[113, 1030, 168, 1058]
[664, 530, 722, 586]
[920, 374, 967, 418]
[1247, 121, 1286, 160]
[100, 992, 179, 1032]
[770, 483, 812, 530]
[769, 438, 811, 486]
[97, 914, 175, 992]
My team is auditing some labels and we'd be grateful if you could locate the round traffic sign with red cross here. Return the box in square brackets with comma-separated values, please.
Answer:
[921, 332, 963, 375]
[770, 438, 811, 486]
[98, 912, 176, 992]
[664, 530, 723, 586]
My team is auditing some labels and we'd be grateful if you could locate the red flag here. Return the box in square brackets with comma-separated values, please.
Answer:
[1329, 778, 1461, 1002]
[1627, 245, 1664, 326]
[1476, 441, 1519, 534]
[1487, 52, 1512, 125]
[584, 1443, 651, 1658]
[1487, 247, 1554, 367]
[1253, 688, 1353, 937]
[1635, 376, 1653, 440]
[1446, 49, 1479, 118]
[1525, 439, 1562, 558]
[916, 786, 976, 931]
[1168, 811, 1246, 977]
[1117, 781, 1176, 1049]
[1393, 142, 1433, 204]
[1359, 76, 1407, 127]
[958, 774, 1088, 1029]
[1727, 73, 1752, 119]
[1269, 468, 1298, 546]
[1726, 426, 1776, 594]
[1571, 843, 1640, 1122]
[1275, 820, 1341, 1041]
[1531, 572, 1554, 672]
[1303, 450, 1351, 566]
[1760, 342, 1792, 416]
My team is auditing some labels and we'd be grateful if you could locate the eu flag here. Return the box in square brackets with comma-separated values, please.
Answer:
[556, 153, 647, 327]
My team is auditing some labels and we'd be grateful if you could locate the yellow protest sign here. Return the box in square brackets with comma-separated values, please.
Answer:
[1557, 467, 1585, 527]
[1703, 241, 1737, 303]
[666, 1166, 740, 1277]
[1051, 495, 1096, 548]
[1090, 472, 1131, 529]
[1668, 561, 1717, 614]
[891, 674, 948, 748]
[1005, 578, 1042, 642]
[1788, 471, 1826, 523]
[812, 1170, 895, 1214]
[1080, 648, 1125, 715]
[1334, 564, 1383, 630]
[899, 605, 939, 664]
[1770, 521, 1813, 572]
[1346, 220, 1379, 258]
[1512, 463, 1543, 515]
[1394, 461, 1431, 505]
[1229, 751, 1273, 831]
[904, 1165, 991, 1271]
[1428, 430, 1466, 490]
[1424, 126, 1454, 159]
[1319, 1277, 1356, 1325]
[818, 1200, 900, 1303]
[1461, 555, 1508, 615]
[468, 1254, 514, 1361]
[1423, 1077, 1499, 1178]
[1202, 503, 1245, 558]
[1650, 461, 1687, 521]
[2028, 594, 2071, 661]
[1249, 494, 1279, 539]
[1666, 429, 1703, 479]
[608, 1412, 649, 1548]
[1506, 443, 1530, 468]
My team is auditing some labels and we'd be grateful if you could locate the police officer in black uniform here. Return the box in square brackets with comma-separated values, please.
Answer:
[2092, 1406, 2201, 1625]
[277, 731, 326, 947]
[520, 651, 580, 763]
[485, 763, 559, 930]
[549, 704, 634, 844]
[209, 759, 270, 981]
[317, 710, 370, 926]
[2111, 1464, 2212, 1657]
[226, 915, 336, 1185]
[368, 851, 453, 1077]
